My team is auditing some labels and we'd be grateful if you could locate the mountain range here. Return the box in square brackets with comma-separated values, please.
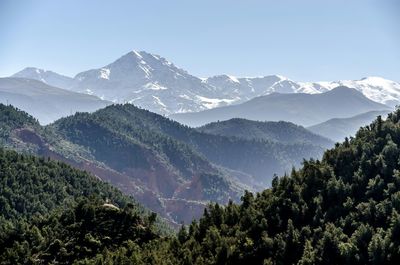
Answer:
[171, 87, 391, 127]
[3, 102, 400, 264]
[2, 49, 398, 224]
[0, 103, 330, 224]
[11, 50, 400, 117]
[3, 49, 400, 263]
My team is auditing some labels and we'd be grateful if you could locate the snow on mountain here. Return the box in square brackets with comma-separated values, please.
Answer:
[205, 74, 297, 96]
[299, 77, 400, 107]
[205, 75, 400, 107]
[171, 86, 391, 127]
[69, 50, 237, 114]
[12, 67, 74, 89]
[11, 51, 400, 115]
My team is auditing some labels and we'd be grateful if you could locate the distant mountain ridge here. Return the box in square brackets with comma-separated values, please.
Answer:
[171, 86, 391, 127]
[11, 50, 400, 115]
[0, 77, 111, 124]
[299, 77, 400, 107]
[308, 110, 391, 142]
[198, 118, 333, 147]
[13, 67, 74, 89]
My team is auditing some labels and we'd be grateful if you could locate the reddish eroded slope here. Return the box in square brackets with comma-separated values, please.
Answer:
[11, 127, 234, 225]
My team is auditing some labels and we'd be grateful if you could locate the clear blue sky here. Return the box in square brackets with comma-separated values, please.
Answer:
[0, 0, 399, 81]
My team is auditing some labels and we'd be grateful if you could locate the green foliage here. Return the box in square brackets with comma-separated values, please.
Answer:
[50, 105, 238, 204]
[0, 147, 169, 264]
[52, 104, 327, 184]
[198, 118, 333, 147]
[0, 104, 39, 147]
[0, 147, 138, 221]
[0, 198, 161, 264]
[0, 104, 38, 132]
[4, 104, 400, 264]
[163, 110, 400, 264]
[1, 102, 241, 224]
[50, 109, 214, 178]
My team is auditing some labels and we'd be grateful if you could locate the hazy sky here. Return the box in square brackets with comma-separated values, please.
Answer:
[0, 0, 399, 81]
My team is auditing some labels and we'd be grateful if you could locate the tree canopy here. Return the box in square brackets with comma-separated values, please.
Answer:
[2, 107, 400, 264]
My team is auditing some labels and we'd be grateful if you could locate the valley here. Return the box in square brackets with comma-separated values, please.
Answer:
[0, 103, 332, 225]
[1, 52, 398, 227]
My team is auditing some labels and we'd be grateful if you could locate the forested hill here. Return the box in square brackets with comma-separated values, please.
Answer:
[0, 147, 135, 221]
[0, 104, 39, 146]
[0, 103, 336, 224]
[197, 118, 333, 147]
[57, 104, 327, 184]
[3, 108, 400, 263]
[0, 147, 168, 263]
[164, 110, 400, 264]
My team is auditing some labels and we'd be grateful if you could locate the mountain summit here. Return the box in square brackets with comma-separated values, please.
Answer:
[11, 51, 400, 115]
[71, 50, 225, 114]
[12, 67, 74, 89]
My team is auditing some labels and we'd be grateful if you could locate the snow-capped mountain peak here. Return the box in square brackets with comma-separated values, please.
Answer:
[205, 74, 301, 97]
[10, 51, 400, 115]
[359, 76, 398, 87]
[299, 76, 400, 107]
[13, 67, 56, 81]
[12, 67, 74, 89]
[65, 51, 232, 114]
[131, 50, 143, 59]
[225, 75, 240, 83]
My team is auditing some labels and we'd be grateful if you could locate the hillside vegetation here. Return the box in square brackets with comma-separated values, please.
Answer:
[198, 118, 333, 147]
[2, 108, 400, 264]
[161, 110, 400, 264]
[0, 147, 169, 264]
[0, 103, 329, 224]
[69, 104, 326, 184]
